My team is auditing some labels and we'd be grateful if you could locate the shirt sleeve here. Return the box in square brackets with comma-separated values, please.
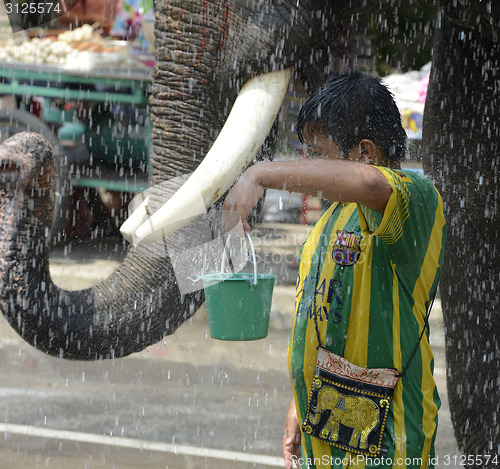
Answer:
[358, 166, 441, 265]
[360, 167, 411, 243]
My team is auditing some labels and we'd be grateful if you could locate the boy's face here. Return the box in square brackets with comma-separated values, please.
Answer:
[303, 130, 346, 161]
[303, 128, 389, 166]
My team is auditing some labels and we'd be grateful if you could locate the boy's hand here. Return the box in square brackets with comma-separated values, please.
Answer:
[222, 166, 264, 232]
[283, 398, 301, 468]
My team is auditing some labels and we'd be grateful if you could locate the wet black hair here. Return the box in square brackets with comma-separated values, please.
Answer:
[297, 70, 407, 160]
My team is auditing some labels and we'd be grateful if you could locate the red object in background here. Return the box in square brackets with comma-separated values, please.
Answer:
[31, 98, 43, 118]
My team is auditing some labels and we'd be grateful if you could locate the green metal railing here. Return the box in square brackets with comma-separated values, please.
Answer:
[0, 60, 153, 193]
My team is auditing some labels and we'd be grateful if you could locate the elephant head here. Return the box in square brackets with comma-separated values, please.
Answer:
[1, 0, 499, 463]
[0, 1, 378, 361]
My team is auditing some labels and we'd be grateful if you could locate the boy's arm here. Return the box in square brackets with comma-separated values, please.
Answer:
[222, 159, 392, 231]
[283, 397, 301, 469]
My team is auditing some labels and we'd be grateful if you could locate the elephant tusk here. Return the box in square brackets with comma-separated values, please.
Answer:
[120, 195, 149, 243]
[121, 68, 291, 245]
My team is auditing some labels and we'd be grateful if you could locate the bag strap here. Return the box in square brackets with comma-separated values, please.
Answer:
[308, 206, 435, 378]
[396, 296, 434, 377]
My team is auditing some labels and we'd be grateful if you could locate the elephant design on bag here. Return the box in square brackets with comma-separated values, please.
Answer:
[307, 384, 380, 450]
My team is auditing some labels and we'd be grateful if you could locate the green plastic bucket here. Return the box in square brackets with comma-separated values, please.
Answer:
[200, 233, 275, 341]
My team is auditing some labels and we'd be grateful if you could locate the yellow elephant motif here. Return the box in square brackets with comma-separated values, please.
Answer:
[307, 385, 380, 450]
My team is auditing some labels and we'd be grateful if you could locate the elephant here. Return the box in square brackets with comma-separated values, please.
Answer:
[0, 0, 498, 465]
[304, 385, 380, 451]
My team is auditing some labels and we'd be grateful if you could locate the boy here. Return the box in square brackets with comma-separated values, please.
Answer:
[222, 70, 446, 468]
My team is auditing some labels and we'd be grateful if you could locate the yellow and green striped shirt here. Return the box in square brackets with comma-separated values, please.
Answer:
[287, 167, 446, 469]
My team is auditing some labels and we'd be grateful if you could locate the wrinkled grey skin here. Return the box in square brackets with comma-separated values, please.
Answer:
[0, 0, 498, 464]
[422, 3, 500, 463]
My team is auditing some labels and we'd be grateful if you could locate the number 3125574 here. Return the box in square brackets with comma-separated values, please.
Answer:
[4, 2, 61, 14]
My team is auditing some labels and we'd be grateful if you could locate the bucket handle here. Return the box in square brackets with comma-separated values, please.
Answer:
[221, 232, 258, 286]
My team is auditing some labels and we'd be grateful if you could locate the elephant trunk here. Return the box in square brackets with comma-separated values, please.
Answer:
[0, 133, 201, 359]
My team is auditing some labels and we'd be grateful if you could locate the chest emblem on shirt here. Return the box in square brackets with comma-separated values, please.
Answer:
[333, 230, 362, 266]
